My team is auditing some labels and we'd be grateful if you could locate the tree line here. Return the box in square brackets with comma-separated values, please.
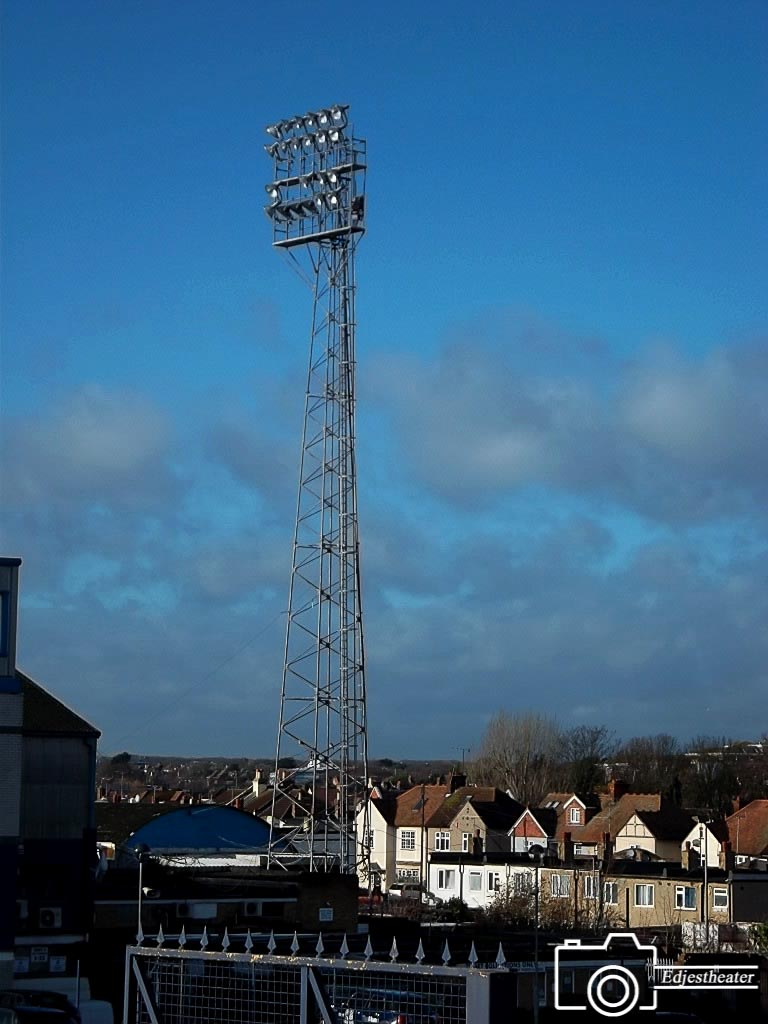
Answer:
[472, 711, 768, 817]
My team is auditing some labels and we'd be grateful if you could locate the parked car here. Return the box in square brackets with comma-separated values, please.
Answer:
[386, 883, 441, 906]
[340, 988, 442, 1023]
[0, 994, 79, 1024]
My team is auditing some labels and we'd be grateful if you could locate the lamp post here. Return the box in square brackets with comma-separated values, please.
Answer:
[135, 843, 151, 942]
[533, 852, 542, 1024]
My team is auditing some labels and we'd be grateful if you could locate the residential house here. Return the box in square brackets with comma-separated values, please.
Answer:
[681, 819, 730, 869]
[569, 786, 670, 858]
[509, 792, 600, 855]
[355, 788, 397, 890]
[726, 800, 768, 869]
[614, 804, 695, 862]
[430, 787, 524, 857]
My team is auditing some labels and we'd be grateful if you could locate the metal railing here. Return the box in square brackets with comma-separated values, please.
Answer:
[124, 931, 514, 1024]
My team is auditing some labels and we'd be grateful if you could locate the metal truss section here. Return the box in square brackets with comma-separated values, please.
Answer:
[264, 106, 369, 874]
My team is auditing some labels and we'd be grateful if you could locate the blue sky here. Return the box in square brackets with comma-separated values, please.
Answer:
[2, 1, 766, 757]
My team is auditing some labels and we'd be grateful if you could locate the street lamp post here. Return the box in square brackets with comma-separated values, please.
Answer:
[135, 843, 151, 942]
[533, 852, 542, 1024]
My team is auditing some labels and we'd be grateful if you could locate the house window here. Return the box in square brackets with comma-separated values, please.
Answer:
[634, 884, 654, 907]
[574, 843, 590, 856]
[468, 872, 482, 892]
[488, 872, 501, 893]
[551, 874, 571, 898]
[713, 888, 728, 910]
[513, 873, 533, 895]
[462, 832, 471, 853]
[396, 868, 419, 881]
[675, 885, 696, 910]
[584, 874, 598, 899]
[437, 869, 455, 890]
[604, 882, 618, 905]
[569, 807, 581, 825]
[400, 830, 415, 851]
[365, 829, 374, 848]
[434, 831, 450, 852]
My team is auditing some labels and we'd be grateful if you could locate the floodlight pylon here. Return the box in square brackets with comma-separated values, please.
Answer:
[264, 105, 369, 876]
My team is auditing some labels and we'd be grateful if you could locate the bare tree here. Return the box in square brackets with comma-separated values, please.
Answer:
[559, 725, 617, 794]
[474, 711, 561, 806]
[616, 734, 683, 795]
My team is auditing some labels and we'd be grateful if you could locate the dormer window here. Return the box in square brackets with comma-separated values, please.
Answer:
[569, 807, 581, 824]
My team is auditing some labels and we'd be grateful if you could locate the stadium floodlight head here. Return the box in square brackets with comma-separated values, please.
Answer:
[302, 113, 317, 132]
[317, 170, 339, 188]
[314, 131, 328, 151]
[330, 104, 348, 127]
[329, 128, 344, 145]
[324, 189, 342, 210]
[265, 183, 280, 200]
[265, 142, 280, 158]
[266, 123, 284, 139]
[317, 108, 331, 128]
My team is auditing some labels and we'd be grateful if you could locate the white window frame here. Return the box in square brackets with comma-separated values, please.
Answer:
[712, 887, 728, 910]
[604, 881, 618, 905]
[365, 828, 374, 848]
[675, 885, 697, 911]
[569, 806, 581, 824]
[468, 871, 482, 892]
[634, 883, 654, 907]
[400, 829, 416, 851]
[462, 832, 471, 853]
[396, 868, 419, 881]
[551, 873, 571, 898]
[437, 869, 455, 890]
[434, 831, 450, 852]
[584, 874, 598, 899]
[487, 871, 501, 893]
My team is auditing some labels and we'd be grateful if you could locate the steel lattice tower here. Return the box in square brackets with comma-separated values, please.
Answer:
[263, 105, 368, 874]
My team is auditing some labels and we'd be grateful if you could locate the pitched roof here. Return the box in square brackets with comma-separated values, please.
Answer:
[19, 670, 100, 737]
[510, 807, 558, 838]
[394, 784, 452, 827]
[573, 792, 662, 843]
[370, 795, 398, 825]
[633, 805, 695, 842]
[726, 800, 768, 857]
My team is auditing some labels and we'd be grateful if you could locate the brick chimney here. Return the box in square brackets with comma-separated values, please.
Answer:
[562, 831, 574, 865]
[719, 840, 735, 871]
[450, 772, 467, 793]
[252, 768, 263, 796]
[608, 779, 630, 802]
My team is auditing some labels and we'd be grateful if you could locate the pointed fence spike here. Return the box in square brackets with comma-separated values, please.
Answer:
[415, 939, 425, 963]
[136, 924, 144, 945]
[315, 934, 325, 956]
[244, 929, 254, 952]
[364, 937, 373, 961]
[178, 926, 187, 948]
[267, 930, 277, 954]
[468, 941, 478, 967]
[200, 926, 208, 950]
[495, 942, 506, 967]
[442, 939, 451, 966]
[339, 935, 350, 958]
[156, 925, 165, 947]
[222, 927, 230, 951]
[291, 931, 300, 955]
[389, 937, 399, 962]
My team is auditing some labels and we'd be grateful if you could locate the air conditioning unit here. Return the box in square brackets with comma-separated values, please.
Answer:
[176, 903, 190, 918]
[39, 907, 62, 929]
[16, 899, 29, 921]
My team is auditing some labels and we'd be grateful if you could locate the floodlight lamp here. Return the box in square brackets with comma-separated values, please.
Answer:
[290, 136, 303, 153]
[324, 190, 341, 210]
[329, 128, 344, 144]
[317, 170, 339, 188]
[265, 183, 280, 200]
[330, 105, 348, 127]
[266, 123, 283, 139]
[265, 142, 280, 157]
[317, 109, 331, 127]
[265, 202, 290, 222]
[314, 131, 328, 150]
[298, 199, 316, 217]
[289, 116, 304, 133]
[303, 135, 314, 150]
[302, 113, 317, 132]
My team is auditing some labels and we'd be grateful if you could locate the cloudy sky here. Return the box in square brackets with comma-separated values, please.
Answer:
[2, 1, 766, 757]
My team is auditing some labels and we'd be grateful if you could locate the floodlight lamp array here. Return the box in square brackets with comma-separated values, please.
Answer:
[263, 103, 365, 244]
